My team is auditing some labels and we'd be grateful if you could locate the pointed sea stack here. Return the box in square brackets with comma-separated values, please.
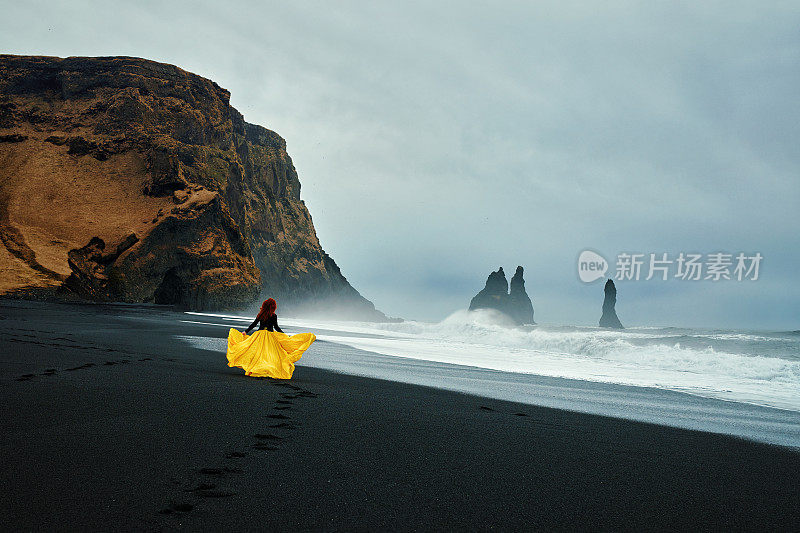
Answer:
[508, 266, 535, 325]
[469, 267, 509, 313]
[469, 266, 535, 325]
[599, 279, 624, 329]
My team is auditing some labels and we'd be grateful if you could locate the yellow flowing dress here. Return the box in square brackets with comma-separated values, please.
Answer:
[226, 327, 316, 379]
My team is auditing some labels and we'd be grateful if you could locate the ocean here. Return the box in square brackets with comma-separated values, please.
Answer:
[180, 309, 800, 447]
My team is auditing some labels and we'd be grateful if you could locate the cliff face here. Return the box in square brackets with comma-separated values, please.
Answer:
[599, 279, 624, 329]
[469, 266, 535, 325]
[0, 55, 386, 318]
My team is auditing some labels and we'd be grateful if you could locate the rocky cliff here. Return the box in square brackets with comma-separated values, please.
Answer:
[599, 279, 624, 329]
[469, 266, 535, 325]
[0, 55, 387, 319]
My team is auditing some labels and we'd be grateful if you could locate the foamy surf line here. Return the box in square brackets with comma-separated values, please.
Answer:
[177, 325, 800, 449]
[184, 311, 800, 414]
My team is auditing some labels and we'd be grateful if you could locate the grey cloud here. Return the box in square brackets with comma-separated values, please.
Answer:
[1, 1, 797, 327]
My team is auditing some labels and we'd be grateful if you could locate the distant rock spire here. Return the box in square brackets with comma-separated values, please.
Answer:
[469, 266, 535, 325]
[469, 267, 509, 313]
[509, 266, 535, 325]
[599, 279, 624, 329]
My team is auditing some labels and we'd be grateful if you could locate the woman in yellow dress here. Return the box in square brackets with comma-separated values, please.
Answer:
[226, 298, 316, 379]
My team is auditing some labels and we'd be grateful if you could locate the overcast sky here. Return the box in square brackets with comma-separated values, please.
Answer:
[2, 1, 798, 328]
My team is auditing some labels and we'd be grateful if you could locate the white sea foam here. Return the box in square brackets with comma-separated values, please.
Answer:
[187, 309, 800, 412]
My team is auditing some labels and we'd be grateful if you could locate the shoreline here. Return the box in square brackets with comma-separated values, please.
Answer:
[179, 315, 800, 450]
[2, 299, 799, 530]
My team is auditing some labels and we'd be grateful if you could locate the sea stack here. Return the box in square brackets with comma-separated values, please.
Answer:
[599, 279, 624, 329]
[469, 267, 509, 313]
[469, 266, 535, 325]
[508, 266, 534, 325]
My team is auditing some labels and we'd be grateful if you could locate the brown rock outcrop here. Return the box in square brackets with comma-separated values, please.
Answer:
[0, 55, 386, 318]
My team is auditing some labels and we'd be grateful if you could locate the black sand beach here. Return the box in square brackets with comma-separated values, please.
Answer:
[1, 299, 799, 531]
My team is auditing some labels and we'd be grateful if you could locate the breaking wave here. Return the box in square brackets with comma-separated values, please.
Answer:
[188, 310, 800, 412]
[282, 309, 800, 412]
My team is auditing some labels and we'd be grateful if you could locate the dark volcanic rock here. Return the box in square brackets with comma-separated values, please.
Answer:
[469, 267, 509, 313]
[0, 54, 386, 319]
[469, 266, 534, 325]
[599, 279, 624, 329]
[508, 266, 534, 325]
[65, 234, 140, 301]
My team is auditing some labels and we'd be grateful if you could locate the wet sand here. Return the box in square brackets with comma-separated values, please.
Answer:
[1, 299, 798, 531]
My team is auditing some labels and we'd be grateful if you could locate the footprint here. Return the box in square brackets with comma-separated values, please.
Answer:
[226, 451, 247, 458]
[276, 399, 293, 405]
[268, 414, 290, 420]
[269, 422, 297, 429]
[104, 361, 116, 366]
[254, 434, 283, 441]
[280, 393, 298, 399]
[16, 374, 35, 381]
[138, 357, 152, 361]
[42, 368, 57, 375]
[479, 406, 495, 412]
[198, 467, 225, 477]
[186, 482, 216, 492]
[513, 412, 528, 417]
[197, 489, 236, 498]
[65, 362, 95, 371]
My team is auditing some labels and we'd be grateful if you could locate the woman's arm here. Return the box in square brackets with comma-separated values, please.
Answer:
[245, 317, 259, 334]
[273, 315, 284, 333]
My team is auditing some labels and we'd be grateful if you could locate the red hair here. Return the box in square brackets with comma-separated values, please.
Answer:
[256, 298, 277, 321]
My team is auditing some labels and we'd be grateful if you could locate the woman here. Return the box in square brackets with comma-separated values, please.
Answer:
[226, 298, 316, 379]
